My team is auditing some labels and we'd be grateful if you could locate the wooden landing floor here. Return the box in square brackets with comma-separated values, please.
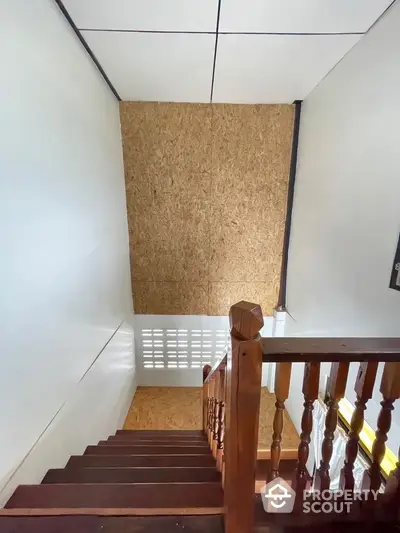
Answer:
[123, 387, 298, 453]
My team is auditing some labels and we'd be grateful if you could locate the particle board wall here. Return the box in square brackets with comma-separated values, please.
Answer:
[120, 102, 294, 315]
[124, 387, 202, 430]
[123, 387, 298, 450]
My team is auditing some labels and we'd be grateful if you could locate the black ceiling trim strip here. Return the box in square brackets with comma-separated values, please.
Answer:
[54, 0, 121, 101]
[78, 29, 364, 36]
[210, 0, 222, 102]
[219, 31, 364, 35]
[80, 29, 216, 34]
[277, 100, 302, 310]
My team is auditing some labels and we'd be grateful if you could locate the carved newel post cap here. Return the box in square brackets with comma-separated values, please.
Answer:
[229, 300, 264, 341]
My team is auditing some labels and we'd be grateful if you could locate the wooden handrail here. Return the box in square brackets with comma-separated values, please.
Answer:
[262, 337, 400, 362]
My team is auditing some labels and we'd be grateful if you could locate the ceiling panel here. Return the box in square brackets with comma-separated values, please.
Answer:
[82, 31, 215, 102]
[63, 0, 218, 31]
[219, 0, 393, 33]
[213, 34, 361, 104]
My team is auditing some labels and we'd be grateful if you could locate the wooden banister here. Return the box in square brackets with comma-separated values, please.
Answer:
[224, 301, 263, 533]
[262, 337, 400, 362]
[202, 306, 400, 525]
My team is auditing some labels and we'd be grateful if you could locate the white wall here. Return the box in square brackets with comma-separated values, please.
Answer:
[285, 1, 400, 448]
[0, 322, 136, 506]
[0, 0, 134, 495]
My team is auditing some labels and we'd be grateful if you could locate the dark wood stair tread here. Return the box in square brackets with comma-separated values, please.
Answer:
[85, 445, 211, 455]
[110, 435, 207, 441]
[116, 430, 204, 436]
[106, 436, 208, 445]
[0, 515, 224, 532]
[43, 467, 221, 484]
[99, 441, 209, 448]
[5, 483, 224, 510]
[67, 455, 215, 468]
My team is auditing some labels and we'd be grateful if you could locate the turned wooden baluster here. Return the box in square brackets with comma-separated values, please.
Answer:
[217, 366, 226, 472]
[269, 361, 292, 480]
[202, 364, 212, 434]
[385, 446, 400, 497]
[339, 362, 378, 492]
[212, 369, 221, 457]
[224, 301, 263, 533]
[292, 362, 320, 497]
[314, 361, 350, 491]
[207, 396, 211, 438]
[208, 376, 216, 446]
[362, 362, 400, 493]
[206, 381, 212, 440]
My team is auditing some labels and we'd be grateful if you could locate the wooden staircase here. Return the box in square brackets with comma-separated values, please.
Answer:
[1, 301, 399, 533]
[0, 430, 225, 532]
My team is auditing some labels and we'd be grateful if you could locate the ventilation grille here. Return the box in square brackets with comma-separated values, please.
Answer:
[139, 328, 229, 369]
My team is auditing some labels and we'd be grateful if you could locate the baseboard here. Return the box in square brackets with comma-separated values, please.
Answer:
[0, 321, 136, 506]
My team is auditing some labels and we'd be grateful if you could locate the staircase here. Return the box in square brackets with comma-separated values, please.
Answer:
[1, 301, 399, 533]
[0, 430, 225, 532]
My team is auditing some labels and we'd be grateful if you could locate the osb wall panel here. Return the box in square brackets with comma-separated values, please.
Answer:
[120, 102, 294, 315]
[124, 387, 202, 430]
[123, 387, 298, 450]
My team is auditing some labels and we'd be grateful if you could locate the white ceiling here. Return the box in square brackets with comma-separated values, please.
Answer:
[213, 34, 361, 104]
[83, 31, 215, 102]
[62, 0, 394, 103]
[64, 0, 218, 32]
[219, 0, 393, 33]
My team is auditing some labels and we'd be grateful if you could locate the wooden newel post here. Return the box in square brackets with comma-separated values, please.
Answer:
[224, 301, 263, 533]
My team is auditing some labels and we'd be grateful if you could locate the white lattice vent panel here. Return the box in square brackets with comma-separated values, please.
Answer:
[139, 327, 229, 369]
[134, 315, 274, 386]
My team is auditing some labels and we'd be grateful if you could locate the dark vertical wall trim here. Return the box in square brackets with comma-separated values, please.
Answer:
[277, 100, 302, 309]
[54, 0, 121, 101]
[210, 0, 222, 102]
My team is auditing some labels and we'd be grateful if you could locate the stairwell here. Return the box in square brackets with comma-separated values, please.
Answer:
[1, 302, 398, 533]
